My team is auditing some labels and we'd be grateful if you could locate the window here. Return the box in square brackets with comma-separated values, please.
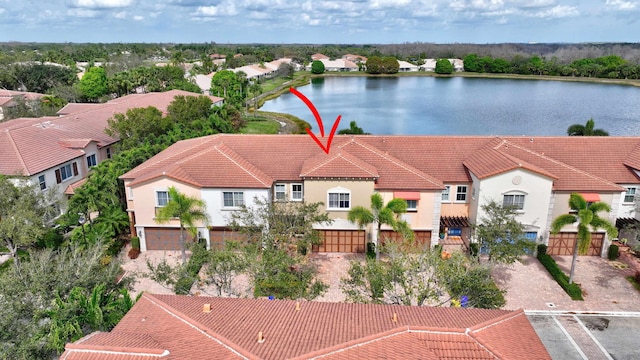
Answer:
[503, 194, 525, 210]
[442, 186, 450, 202]
[406, 199, 418, 211]
[55, 163, 77, 184]
[274, 184, 286, 201]
[525, 232, 538, 240]
[87, 154, 97, 168]
[38, 175, 46, 190]
[456, 185, 467, 202]
[156, 191, 169, 207]
[223, 191, 244, 207]
[624, 187, 636, 203]
[328, 190, 350, 210]
[106, 147, 111, 159]
[291, 184, 303, 201]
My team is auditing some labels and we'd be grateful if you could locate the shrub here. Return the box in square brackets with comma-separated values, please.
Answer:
[174, 242, 208, 295]
[608, 244, 619, 260]
[128, 248, 140, 259]
[537, 244, 547, 256]
[469, 243, 479, 257]
[175, 276, 195, 295]
[536, 251, 583, 300]
[131, 236, 141, 250]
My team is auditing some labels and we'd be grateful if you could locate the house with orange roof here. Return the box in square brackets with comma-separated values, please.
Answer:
[61, 293, 551, 359]
[120, 134, 640, 256]
[0, 90, 223, 215]
[0, 89, 46, 121]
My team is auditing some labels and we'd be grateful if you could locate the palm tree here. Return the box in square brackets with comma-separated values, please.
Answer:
[567, 118, 609, 136]
[155, 187, 209, 264]
[347, 193, 413, 260]
[550, 193, 617, 284]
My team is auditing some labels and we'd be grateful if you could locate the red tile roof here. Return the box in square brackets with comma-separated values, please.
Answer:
[122, 134, 637, 193]
[62, 294, 550, 360]
[1, 90, 221, 176]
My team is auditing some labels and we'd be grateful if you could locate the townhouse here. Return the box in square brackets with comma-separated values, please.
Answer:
[0, 90, 223, 214]
[61, 294, 550, 359]
[121, 134, 640, 256]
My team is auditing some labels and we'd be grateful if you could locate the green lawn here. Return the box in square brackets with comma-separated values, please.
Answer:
[240, 116, 281, 134]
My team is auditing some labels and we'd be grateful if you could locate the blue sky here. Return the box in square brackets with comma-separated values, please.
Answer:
[0, 0, 638, 44]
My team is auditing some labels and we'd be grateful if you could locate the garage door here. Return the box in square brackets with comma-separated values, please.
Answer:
[380, 230, 432, 248]
[547, 232, 604, 256]
[209, 227, 248, 250]
[145, 228, 193, 251]
[313, 230, 366, 253]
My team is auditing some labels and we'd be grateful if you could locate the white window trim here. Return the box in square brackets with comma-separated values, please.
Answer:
[274, 183, 286, 201]
[38, 174, 47, 190]
[327, 186, 351, 211]
[86, 153, 97, 168]
[222, 191, 245, 208]
[624, 187, 637, 204]
[455, 185, 468, 203]
[155, 189, 169, 207]
[502, 193, 526, 211]
[291, 183, 303, 202]
[442, 185, 450, 202]
[406, 199, 418, 212]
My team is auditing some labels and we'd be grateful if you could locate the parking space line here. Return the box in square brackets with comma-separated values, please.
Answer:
[553, 315, 589, 360]
[573, 315, 613, 360]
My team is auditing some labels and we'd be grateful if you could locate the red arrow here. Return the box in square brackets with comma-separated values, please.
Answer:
[290, 87, 341, 154]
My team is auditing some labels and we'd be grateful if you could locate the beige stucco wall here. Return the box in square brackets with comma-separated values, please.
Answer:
[304, 179, 375, 221]
[378, 191, 438, 230]
[129, 177, 202, 227]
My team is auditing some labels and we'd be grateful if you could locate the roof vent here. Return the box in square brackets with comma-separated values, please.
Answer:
[257, 331, 265, 343]
[295, 301, 300, 311]
[203, 303, 211, 313]
[392, 313, 397, 323]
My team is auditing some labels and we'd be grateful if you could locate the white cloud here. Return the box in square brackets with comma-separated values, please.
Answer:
[133, 15, 144, 20]
[71, 0, 134, 8]
[301, 13, 320, 25]
[0, 8, 5, 15]
[369, 0, 412, 9]
[67, 8, 99, 17]
[605, 0, 638, 10]
[513, 0, 556, 9]
[526, 4, 579, 18]
[194, 3, 237, 17]
[114, 11, 127, 18]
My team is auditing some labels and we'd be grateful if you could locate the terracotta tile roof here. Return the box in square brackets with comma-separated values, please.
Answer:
[64, 177, 87, 196]
[1, 90, 215, 177]
[301, 150, 379, 179]
[62, 294, 550, 360]
[122, 134, 640, 193]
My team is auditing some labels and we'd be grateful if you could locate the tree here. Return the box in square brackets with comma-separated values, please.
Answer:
[203, 243, 248, 296]
[310, 60, 325, 74]
[210, 70, 246, 107]
[551, 193, 618, 284]
[365, 56, 383, 74]
[155, 187, 209, 264]
[347, 193, 412, 260]
[166, 95, 214, 125]
[338, 120, 370, 135]
[381, 57, 399, 74]
[276, 62, 295, 79]
[79, 67, 108, 102]
[0, 176, 58, 267]
[105, 106, 169, 150]
[567, 118, 609, 136]
[473, 200, 536, 264]
[435, 59, 454, 74]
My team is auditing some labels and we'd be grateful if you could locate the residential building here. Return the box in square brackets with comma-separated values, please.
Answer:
[420, 59, 465, 72]
[0, 90, 223, 214]
[61, 293, 551, 359]
[121, 134, 639, 256]
[397, 60, 419, 72]
[0, 89, 45, 121]
[311, 58, 358, 72]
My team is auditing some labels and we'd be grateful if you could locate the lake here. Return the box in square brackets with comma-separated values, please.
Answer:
[260, 76, 640, 136]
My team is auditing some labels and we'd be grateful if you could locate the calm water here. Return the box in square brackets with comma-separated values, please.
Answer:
[260, 77, 640, 136]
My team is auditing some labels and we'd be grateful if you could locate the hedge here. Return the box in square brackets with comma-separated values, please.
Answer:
[175, 242, 209, 295]
[536, 244, 583, 301]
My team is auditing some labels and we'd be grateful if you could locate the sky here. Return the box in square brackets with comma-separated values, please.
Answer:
[0, 0, 638, 44]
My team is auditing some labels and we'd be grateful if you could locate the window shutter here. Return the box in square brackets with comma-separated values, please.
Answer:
[55, 169, 61, 184]
[72, 162, 78, 176]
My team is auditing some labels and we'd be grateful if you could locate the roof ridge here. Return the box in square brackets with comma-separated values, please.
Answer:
[214, 143, 272, 187]
[349, 138, 443, 188]
[301, 151, 378, 178]
[142, 294, 254, 360]
[5, 129, 28, 175]
[503, 140, 625, 191]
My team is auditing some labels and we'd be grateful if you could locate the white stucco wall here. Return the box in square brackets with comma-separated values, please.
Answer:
[201, 188, 269, 227]
[473, 169, 553, 236]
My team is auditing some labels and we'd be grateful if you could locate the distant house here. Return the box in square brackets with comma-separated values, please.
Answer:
[61, 294, 551, 360]
[0, 89, 45, 121]
[0, 90, 222, 214]
[312, 58, 358, 72]
[397, 60, 419, 72]
[342, 54, 368, 63]
[311, 53, 330, 61]
[419, 59, 464, 72]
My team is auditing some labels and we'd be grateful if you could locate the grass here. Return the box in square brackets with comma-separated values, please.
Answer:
[240, 116, 281, 134]
[626, 276, 640, 292]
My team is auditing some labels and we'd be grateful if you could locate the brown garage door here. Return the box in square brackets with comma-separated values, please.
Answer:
[145, 228, 193, 250]
[547, 232, 604, 256]
[209, 227, 248, 250]
[313, 230, 366, 253]
[380, 230, 432, 248]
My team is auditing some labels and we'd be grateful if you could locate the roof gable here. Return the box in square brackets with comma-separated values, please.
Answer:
[301, 150, 379, 179]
